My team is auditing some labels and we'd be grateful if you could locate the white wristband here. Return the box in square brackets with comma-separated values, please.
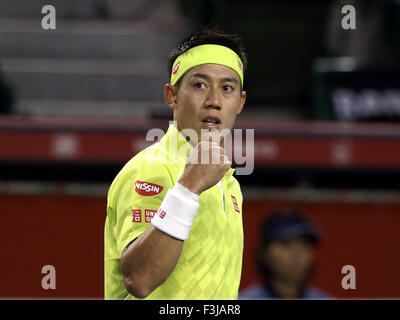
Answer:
[151, 183, 200, 240]
[174, 182, 200, 202]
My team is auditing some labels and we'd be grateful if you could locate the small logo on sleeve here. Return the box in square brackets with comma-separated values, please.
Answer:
[135, 180, 163, 196]
[157, 208, 167, 219]
[231, 195, 240, 213]
[132, 209, 142, 223]
[145, 209, 156, 223]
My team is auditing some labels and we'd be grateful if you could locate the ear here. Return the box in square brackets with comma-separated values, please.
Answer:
[237, 90, 246, 115]
[164, 84, 178, 111]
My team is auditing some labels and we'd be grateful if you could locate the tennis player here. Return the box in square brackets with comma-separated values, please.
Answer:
[104, 26, 247, 300]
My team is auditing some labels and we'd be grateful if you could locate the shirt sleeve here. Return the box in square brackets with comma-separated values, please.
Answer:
[108, 158, 174, 257]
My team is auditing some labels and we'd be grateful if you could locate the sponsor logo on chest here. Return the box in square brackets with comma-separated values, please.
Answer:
[135, 180, 163, 196]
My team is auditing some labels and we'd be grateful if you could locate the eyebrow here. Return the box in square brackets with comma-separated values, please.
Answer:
[190, 73, 239, 84]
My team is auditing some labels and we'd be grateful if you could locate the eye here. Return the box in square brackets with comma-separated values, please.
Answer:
[222, 85, 234, 92]
[194, 82, 205, 89]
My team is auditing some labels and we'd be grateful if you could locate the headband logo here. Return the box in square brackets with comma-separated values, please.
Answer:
[238, 60, 243, 71]
[172, 61, 181, 75]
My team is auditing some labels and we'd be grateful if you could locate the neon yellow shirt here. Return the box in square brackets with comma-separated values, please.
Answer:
[104, 124, 244, 300]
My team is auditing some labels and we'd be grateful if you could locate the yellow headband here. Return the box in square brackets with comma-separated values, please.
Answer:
[170, 44, 244, 87]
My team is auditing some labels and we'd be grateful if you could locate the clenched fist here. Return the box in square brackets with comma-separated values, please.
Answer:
[178, 141, 231, 195]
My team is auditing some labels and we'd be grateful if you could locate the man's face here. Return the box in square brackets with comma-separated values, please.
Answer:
[166, 63, 246, 144]
[261, 237, 314, 285]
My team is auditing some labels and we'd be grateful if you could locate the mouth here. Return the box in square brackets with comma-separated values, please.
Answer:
[201, 116, 221, 130]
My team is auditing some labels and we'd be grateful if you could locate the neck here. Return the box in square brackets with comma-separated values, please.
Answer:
[268, 278, 302, 299]
[179, 128, 198, 147]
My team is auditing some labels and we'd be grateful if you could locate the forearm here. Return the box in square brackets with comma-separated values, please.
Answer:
[120, 225, 183, 299]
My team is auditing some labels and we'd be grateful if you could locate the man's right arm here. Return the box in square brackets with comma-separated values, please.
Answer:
[120, 225, 184, 299]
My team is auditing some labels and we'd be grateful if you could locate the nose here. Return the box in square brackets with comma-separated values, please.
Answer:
[205, 87, 221, 110]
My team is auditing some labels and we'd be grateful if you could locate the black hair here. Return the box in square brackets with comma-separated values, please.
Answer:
[167, 25, 247, 87]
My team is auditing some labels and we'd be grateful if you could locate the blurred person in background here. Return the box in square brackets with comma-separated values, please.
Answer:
[239, 210, 329, 299]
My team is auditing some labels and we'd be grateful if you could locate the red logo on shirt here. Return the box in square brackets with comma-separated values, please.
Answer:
[157, 208, 167, 219]
[132, 209, 142, 223]
[231, 195, 240, 213]
[145, 209, 156, 223]
[135, 180, 163, 196]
